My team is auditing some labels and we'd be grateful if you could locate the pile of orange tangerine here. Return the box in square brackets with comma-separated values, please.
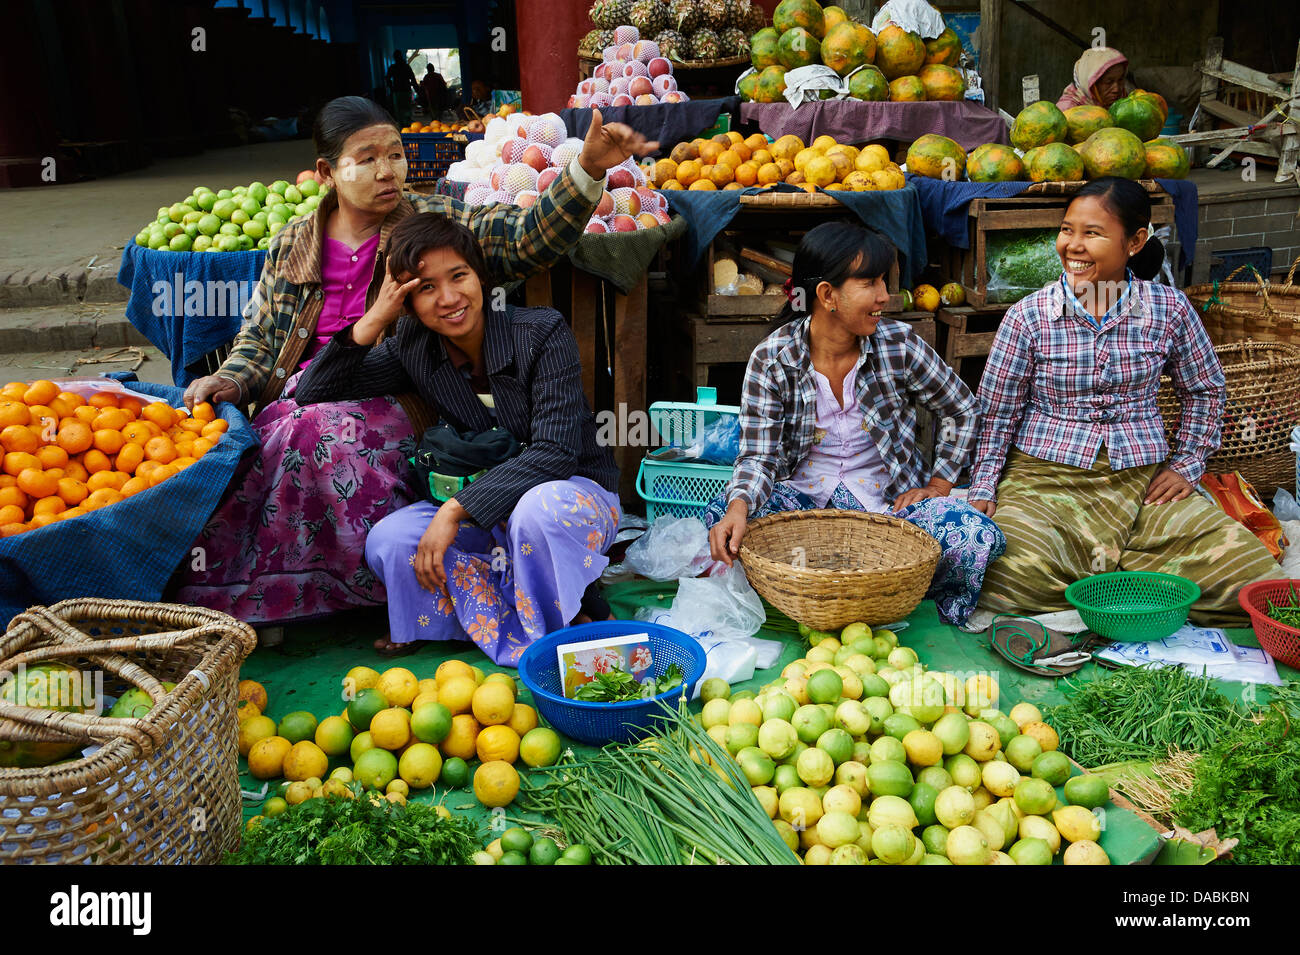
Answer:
[0, 380, 228, 538]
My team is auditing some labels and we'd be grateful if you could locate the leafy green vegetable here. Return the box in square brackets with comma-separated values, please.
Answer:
[985, 228, 1064, 304]
[1265, 581, 1300, 630]
[573, 663, 684, 703]
[1045, 665, 1247, 767]
[226, 786, 478, 865]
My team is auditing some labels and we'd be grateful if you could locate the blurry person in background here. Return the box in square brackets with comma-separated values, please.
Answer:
[386, 49, 419, 126]
[470, 79, 495, 117]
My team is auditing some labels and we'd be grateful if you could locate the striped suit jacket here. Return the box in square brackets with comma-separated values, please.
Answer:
[294, 305, 619, 527]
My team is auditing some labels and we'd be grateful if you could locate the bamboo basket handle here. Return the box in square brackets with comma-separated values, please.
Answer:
[0, 701, 164, 753]
[1222, 263, 1274, 312]
[1286, 255, 1300, 287]
[463, 106, 482, 123]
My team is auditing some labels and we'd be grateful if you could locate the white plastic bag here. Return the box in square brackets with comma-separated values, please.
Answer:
[871, 0, 946, 39]
[1274, 489, 1300, 523]
[782, 65, 845, 108]
[622, 516, 710, 581]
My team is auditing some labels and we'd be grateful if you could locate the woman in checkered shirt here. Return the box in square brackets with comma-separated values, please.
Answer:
[705, 222, 1006, 627]
[969, 178, 1283, 624]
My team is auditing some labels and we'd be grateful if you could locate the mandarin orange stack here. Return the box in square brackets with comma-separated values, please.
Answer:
[0, 380, 228, 538]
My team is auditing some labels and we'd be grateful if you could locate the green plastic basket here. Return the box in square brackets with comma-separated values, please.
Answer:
[1064, 572, 1201, 643]
[635, 387, 738, 522]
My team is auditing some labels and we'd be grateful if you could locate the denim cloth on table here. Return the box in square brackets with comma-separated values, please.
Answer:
[0, 376, 258, 624]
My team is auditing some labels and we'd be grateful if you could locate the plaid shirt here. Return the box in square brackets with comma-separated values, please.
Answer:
[218, 159, 600, 409]
[727, 317, 979, 512]
[968, 277, 1225, 502]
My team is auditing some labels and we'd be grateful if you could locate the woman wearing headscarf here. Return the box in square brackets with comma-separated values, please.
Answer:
[1057, 47, 1131, 110]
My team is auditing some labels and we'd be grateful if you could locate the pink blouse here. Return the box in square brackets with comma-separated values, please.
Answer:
[301, 234, 381, 368]
[786, 354, 891, 512]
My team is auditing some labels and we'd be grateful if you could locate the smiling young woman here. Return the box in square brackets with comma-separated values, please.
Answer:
[969, 178, 1284, 624]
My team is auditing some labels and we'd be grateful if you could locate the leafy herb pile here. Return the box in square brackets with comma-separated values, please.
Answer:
[573, 663, 684, 703]
[1045, 664, 1247, 766]
[985, 229, 1065, 304]
[226, 787, 478, 865]
[1265, 582, 1300, 630]
[518, 703, 799, 865]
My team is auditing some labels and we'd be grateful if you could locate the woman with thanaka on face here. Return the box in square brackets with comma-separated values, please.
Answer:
[706, 222, 1006, 627]
[294, 214, 621, 665]
[1057, 47, 1131, 110]
[174, 96, 654, 633]
[969, 177, 1284, 624]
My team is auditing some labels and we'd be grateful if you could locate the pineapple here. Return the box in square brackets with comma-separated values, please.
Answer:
[655, 29, 688, 61]
[630, 0, 665, 35]
[588, 0, 611, 29]
[742, 0, 766, 33]
[604, 0, 634, 26]
[579, 29, 604, 56]
[720, 26, 749, 57]
[689, 27, 721, 61]
[699, 0, 729, 30]
[669, 0, 698, 34]
[721, 0, 738, 27]
[597, 28, 617, 51]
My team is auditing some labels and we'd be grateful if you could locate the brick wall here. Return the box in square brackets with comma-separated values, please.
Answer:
[1190, 195, 1300, 283]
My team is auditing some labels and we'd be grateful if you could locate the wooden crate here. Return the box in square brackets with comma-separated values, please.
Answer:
[955, 184, 1176, 308]
[937, 306, 1007, 379]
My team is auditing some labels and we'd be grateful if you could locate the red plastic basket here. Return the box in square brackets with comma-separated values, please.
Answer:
[1238, 579, 1300, 670]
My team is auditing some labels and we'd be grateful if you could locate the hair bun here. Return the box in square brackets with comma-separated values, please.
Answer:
[1130, 234, 1165, 281]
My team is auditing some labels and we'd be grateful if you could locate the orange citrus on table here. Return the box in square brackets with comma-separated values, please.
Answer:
[473, 760, 520, 807]
[376, 667, 418, 708]
[475, 724, 520, 764]
[441, 713, 481, 761]
[471, 680, 515, 725]
[437, 675, 477, 716]
[246, 735, 292, 779]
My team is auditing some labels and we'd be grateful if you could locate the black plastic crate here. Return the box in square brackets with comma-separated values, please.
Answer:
[1210, 246, 1272, 283]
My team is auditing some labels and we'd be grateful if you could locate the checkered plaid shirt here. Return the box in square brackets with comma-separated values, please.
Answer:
[218, 159, 600, 408]
[968, 277, 1225, 502]
[727, 316, 979, 512]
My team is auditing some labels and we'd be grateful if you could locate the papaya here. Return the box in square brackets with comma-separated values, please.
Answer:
[1064, 105, 1112, 144]
[773, 0, 826, 39]
[967, 143, 1025, 182]
[1109, 93, 1165, 142]
[875, 24, 926, 79]
[906, 134, 968, 180]
[924, 27, 963, 67]
[848, 66, 889, 102]
[821, 21, 869, 76]
[1143, 139, 1190, 179]
[917, 64, 965, 101]
[0, 662, 91, 768]
[889, 75, 927, 102]
[1010, 101, 1069, 151]
[1080, 126, 1148, 179]
[750, 27, 781, 70]
[1023, 142, 1086, 182]
[777, 26, 820, 69]
[753, 65, 790, 104]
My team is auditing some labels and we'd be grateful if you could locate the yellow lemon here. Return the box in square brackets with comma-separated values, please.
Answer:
[247, 736, 292, 779]
[507, 702, 538, 737]
[476, 724, 521, 764]
[435, 659, 475, 687]
[854, 149, 887, 174]
[485, 837, 504, 860]
[519, 726, 562, 768]
[913, 284, 941, 311]
[483, 671, 517, 698]
[370, 707, 411, 750]
[469, 665, 486, 685]
[1053, 805, 1102, 843]
[812, 134, 839, 152]
[284, 780, 314, 805]
[376, 667, 419, 708]
[398, 742, 442, 789]
[1023, 721, 1060, 752]
[438, 675, 477, 716]
[236, 699, 261, 723]
[441, 714, 481, 761]
[282, 740, 329, 781]
[473, 760, 520, 808]
[386, 791, 407, 806]
[386, 779, 410, 797]
[417, 677, 438, 697]
[342, 665, 380, 699]
[804, 155, 837, 188]
[410, 691, 440, 712]
[793, 147, 821, 173]
[314, 715, 355, 757]
[238, 715, 277, 757]
[471, 681, 516, 726]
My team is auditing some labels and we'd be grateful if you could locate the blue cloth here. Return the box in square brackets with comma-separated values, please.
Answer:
[907, 176, 1199, 271]
[561, 98, 741, 160]
[0, 377, 259, 626]
[664, 182, 930, 288]
[117, 241, 268, 387]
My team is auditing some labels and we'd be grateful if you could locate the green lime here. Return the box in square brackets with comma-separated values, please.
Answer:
[1031, 750, 1072, 787]
[883, 712, 922, 741]
[263, 796, 288, 817]
[500, 827, 534, 854]
[352, 748, 398, 791]
[349, 730, 374, 762]
[498, 850, 528, 865]
[441, 756, 469, 788]
[347, 687, 388, 731]
[277, 710, 318, 744]
[921, 823, 950, 856]
[806, 668, 844, 704]
[529, 836, 561, 865]
[561, 844, 592, 865]
[866, 760, 914, 798]
[1064, 773, 1110, 809]
[1014, 776, 1058, 816]
[909, 781, 940, 827]
[1008, 837, 1053, 865]
[410, 702, 452, 744]
[816, 727, 854, 766]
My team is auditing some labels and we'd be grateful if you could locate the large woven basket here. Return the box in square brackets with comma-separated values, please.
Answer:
[1157, 341, 1300, 496]
[0, 600, 255, 865]
[1185, 257, 1300, 345]
[738, 510, 940, 630]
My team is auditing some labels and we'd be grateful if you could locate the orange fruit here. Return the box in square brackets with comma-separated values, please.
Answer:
[3, 452, 40, 476]
[0, 475, 13, 488]
[92, 429, 124, 455]
[136, 460, 164, 480]
[56, 478, 88, 506]
[191, 438, 214, 457]
[54, 391, 85, 411]
[0, 523, 28, 538]
[63, 460, 88, 482]
[709, 163, 735, 187]
[87, 470, 127, 492]
[172, 456, 197, 470]
[48, 395, 79, 418]
[143, 421, 163, 437]
[57, 421, 93, 454]
[115, 442, 144, 475]
[142, 403, 177, 429]
[1, 383, 27, 401]
[688, 179, 718, 191]
[118, 396, 144, 417]
[144, 436, 176, 463]
[17, 468, 57, 499]
[56, 508, 83, 521]
[734, 161, 759, 186]
[675, 159, 702, 186]
[698, 141, 725, 164]
[757, 162, 783, 185]
[147, 464, 178, 487]
[44, 467, 64, 481]
[32, 496, 65, 516]
[745, 133, 769, 152]
[178, 418, 206, 434]
[29, 513, 58, 529]
[718, 148, 744, 170]
[72, 405, 98, 425]
[0, 504, 24, 525]
[83, 449, 111, 474]
[0, 425, 38, 454]
[191, 401, 216, 423]
[35, 445, 68, 469]
[0, 402, 30, 428]
[23, 380, 59, 406]
[87, 392, 120, 409]
[120, 476, 149, 497]
[122, 422, 152, 446]
[91, 409, 131, 432]
[0, 486, 27, 510]
[206, 419, 228, 436]
[83, 488, 123, 511]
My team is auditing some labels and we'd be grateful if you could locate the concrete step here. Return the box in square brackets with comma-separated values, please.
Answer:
[0, 247, 128, 308]
[0, 304, 150, 354]
[0, 344, 173, 387]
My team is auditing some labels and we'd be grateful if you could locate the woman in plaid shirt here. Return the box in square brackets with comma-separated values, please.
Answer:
[172, 97, 653, 640]
[970, 178, 1282, 624]
[705, 223, 1006, 626]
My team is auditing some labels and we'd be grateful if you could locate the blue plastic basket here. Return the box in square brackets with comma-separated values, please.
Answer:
[517, 621, 706, 746]
[635, 386, 738, 521]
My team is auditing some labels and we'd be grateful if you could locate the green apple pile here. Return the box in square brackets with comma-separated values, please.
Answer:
[133, 178, 328, 253]
[696, 622, 1114, 865]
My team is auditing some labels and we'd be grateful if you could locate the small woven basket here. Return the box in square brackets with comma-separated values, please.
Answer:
[1157, 340, 1300, 497]
[739, 510, 940, 630]
[0, 599, 255, 865]
[1185, 258, 1300, 345]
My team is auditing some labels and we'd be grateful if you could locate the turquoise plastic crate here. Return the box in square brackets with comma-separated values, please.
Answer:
[635, 387, 738, 521]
